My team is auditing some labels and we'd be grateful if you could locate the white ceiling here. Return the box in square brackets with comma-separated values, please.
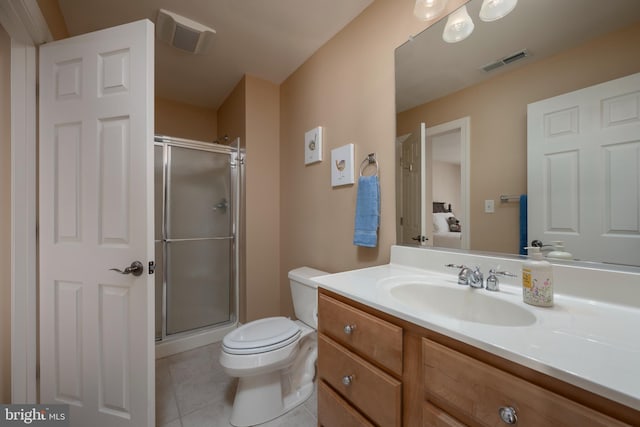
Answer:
[396, 0, 640, 113]
[57, 0, 373, 109]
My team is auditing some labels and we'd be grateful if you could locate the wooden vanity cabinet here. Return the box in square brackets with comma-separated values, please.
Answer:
[317, 291, 403, 427]
[317, 288, 640, 427]
[422, 338, 629, 427]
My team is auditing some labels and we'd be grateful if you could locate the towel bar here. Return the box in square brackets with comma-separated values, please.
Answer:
[359, 153, 379, 176]
[500, 194, 522, 202]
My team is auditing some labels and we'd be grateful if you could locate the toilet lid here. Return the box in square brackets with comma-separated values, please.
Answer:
[223, 317, 301, 355]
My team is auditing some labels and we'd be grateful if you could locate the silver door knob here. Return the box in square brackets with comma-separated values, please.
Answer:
[498, 406, 517, 424]
[110, 261, 144, 277]
[343, 324, 356, 335]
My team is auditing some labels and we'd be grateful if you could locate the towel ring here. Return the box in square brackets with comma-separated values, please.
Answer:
[359, 153, 379, 176]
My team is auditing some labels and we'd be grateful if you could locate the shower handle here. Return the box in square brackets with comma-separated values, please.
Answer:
[110, 261, 144, 277]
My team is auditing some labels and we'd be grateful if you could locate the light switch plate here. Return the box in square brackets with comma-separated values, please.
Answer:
[304, 126, 323, 165]
[484, 199, 495, 213]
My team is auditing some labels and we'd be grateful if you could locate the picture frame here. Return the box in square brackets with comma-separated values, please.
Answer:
[331, 143, 355, 187]
[304, 126, 323, 164]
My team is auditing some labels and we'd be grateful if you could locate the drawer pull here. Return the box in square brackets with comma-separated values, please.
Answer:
[498, 406, 517, 425]
[343, 324, 357, 335]
[342, 375, 355, 386]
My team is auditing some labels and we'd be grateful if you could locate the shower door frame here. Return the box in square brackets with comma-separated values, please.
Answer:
[154, 135, 242, 342]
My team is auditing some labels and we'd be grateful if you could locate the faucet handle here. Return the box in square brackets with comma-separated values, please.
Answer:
[445, 263, 466, 269]
[445, 264, 470, 286]
[485, 269, 517, 292]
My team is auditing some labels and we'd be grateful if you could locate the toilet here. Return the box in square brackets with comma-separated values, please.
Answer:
[219, 267, 327, 426]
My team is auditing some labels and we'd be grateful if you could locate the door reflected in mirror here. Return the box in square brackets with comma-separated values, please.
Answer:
[395, 0, 640, 266]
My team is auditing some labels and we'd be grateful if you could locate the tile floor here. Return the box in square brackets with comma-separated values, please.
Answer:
[156, 341, 318, 427]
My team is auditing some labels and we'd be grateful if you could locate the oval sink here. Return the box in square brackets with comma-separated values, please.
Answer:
[388, 283, 536, 327]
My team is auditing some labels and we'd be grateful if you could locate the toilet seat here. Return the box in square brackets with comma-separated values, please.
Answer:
[223, 317, 301, 355]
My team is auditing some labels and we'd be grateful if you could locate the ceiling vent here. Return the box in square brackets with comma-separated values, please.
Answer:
[156, 9, 216, 54]
[481, 49, 529, 72]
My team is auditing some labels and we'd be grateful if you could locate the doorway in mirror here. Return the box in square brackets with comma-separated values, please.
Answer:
[396, 118, 470, 249]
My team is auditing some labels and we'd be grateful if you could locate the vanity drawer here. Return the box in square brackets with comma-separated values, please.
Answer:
[318, 293, 403, 375]
[422, 401, 465, 427]
[422, 338, 629, 427]
[319, 334, 402, 427]
[318, 381, 375, 427]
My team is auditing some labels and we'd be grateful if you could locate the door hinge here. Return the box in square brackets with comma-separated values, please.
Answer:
[148, 261, 155, 275]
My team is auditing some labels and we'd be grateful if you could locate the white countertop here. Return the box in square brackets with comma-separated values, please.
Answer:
[313, 260, 640, 411]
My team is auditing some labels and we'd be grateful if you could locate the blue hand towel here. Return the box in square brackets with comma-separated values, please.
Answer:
[519, 194, 528, 255]
[353, 175, 380, 247]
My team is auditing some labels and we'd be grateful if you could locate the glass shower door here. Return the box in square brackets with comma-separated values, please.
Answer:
[165, 145, 234, 335]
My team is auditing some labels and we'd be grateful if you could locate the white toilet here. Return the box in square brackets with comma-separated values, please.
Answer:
[219, 267, 327, 426]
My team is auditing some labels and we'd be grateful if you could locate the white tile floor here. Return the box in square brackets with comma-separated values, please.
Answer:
[156, 341, 318, 427]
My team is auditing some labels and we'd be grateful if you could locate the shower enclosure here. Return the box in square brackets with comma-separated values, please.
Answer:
[154, 136, 242, 355]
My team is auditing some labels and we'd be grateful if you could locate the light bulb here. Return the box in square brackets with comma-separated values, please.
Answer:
[442, 5, 474, 43]
[479, 0, 518, 22]
[413, 0, 449, 21]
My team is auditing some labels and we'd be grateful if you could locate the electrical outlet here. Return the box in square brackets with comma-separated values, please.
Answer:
[484, 199, 495, 213]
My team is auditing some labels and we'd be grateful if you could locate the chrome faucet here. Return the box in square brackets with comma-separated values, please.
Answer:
[445, 264, 472, 286]
[469, 266, 484, 289]
[485, 269, 518, 292]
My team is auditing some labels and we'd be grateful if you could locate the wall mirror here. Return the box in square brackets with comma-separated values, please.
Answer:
[395, 0, 640, 266]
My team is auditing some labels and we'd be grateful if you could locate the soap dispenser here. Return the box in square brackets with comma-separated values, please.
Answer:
[522, 246, 554, 307]
[547, 241, 573, 260]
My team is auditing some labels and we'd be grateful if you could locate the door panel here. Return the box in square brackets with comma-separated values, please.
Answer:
[154, 144, 164, 242]
[39, 20, 154, 427]
[528, 72, 640, 265]
[155, 240, 164, 340]
[166, 239, 231, 335]
[400, 124, 426, 245]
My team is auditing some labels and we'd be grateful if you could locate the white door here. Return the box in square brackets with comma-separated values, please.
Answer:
[528, 72, 640, 265]
[39, 20, 154, 427]
[399, 123, 428, 245]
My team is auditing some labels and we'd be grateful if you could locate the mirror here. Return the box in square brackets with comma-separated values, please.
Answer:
[395, 0, 640, 265]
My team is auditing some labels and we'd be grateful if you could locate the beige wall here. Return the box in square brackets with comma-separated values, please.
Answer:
[244, 76, 281, 321]
[397, 22, 640, 254]
[0, 23, 12, 403]
[433, 162, 461, 215]
[37, 0, 69, 40]
[217, 75, 281, 323]
[278, 0, 467, 316]
[217, 77, 246, 146]
[155, 97, 217, 142]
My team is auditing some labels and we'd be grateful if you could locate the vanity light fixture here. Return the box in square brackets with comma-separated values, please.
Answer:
[442, 5, 474, 43]
[479, 0, 518, 22]
[413, 0, 449, 21]
[414, 1, 519, 44]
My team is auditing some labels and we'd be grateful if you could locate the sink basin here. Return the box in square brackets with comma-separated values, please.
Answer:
[386, 282, 536, 327]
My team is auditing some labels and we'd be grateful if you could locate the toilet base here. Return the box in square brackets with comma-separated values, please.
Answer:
[228, 335, 317, 426]
[229, 373, 314, 427]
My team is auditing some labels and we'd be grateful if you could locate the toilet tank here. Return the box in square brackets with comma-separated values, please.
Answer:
[289, 267, 328, 328]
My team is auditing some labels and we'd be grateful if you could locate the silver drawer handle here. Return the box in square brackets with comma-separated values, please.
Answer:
[342, 375, 355, 386]
[498, 406, 517, 425]
[343, 324, 356, 335]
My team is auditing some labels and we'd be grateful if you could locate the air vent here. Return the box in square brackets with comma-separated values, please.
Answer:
[482, 49, 529, 72]
[156, 9, 216, 54]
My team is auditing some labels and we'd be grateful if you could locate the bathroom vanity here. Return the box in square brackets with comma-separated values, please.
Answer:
[315, 246, 640, 426]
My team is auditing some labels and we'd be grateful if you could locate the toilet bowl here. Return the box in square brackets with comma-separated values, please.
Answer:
[219, 267, 327, 427]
